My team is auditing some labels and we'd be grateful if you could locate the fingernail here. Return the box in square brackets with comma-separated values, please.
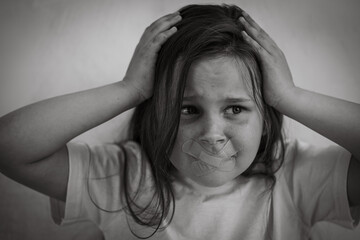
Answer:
[242, 11, 248, 16]
[239, 17, 245, 22]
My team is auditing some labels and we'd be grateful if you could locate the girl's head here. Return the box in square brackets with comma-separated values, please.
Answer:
[128, 3, 284, 232]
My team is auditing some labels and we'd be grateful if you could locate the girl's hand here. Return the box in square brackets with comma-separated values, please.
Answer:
[240, 12, 295, 108]
[123, 12, 182, 101]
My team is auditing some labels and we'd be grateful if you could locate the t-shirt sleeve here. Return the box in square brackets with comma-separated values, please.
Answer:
[49, 140, 146, 229]
[280, 140, 360, 229]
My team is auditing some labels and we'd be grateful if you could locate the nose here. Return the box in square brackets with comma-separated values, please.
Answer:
[199, 115, 227, 152]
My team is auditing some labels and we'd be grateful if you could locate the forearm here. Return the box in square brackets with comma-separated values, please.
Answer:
[0, 80, 142, 166]
[277, 87, 360, 159]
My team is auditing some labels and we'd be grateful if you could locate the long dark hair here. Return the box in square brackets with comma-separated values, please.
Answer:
[124, 4, 285, 237]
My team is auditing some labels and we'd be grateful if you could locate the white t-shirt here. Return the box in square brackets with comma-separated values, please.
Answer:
[50, 140, 360, 240]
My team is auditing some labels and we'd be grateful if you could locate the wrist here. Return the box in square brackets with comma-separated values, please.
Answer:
[273, 86, 300, 112]
[120, 78, 150, 104]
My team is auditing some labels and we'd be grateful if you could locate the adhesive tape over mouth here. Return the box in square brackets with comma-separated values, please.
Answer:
[181, 139, 239, 176]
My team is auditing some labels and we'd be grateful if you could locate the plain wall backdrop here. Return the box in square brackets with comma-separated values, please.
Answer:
[0, 0, 359, 239]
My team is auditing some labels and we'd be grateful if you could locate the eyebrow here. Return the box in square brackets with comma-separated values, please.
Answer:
[224, 97, 252, 103]
[183, 96, 252, 102]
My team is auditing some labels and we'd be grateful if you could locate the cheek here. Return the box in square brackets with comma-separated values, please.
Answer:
[228, 117, 263, 166]
[169, 128, 190, 171]
[227, 116, 263, 145]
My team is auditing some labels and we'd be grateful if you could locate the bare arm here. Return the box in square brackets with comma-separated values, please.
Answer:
[0, 81, 140, 167]
[276, 88, 360, 160]
[240, 11, 360, 206]
[0, 12, 181, 201]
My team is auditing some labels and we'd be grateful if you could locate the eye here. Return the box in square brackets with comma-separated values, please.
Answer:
[181, 105, 199, 115]
[225, 106, 243, 115]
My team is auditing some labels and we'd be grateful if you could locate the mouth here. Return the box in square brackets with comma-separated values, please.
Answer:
[191, 151, 239, 176]
[197, 140, 230, 155]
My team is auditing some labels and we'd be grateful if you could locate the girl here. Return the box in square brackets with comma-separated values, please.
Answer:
[0, 4, 359, 240]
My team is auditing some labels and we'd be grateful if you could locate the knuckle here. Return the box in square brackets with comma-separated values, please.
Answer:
[253, 32, 261, 40]
[147, 20, 161, 31]
[146, 22, 155, 30]
[157, 21, 171, 31]
[149, 21, 166, 34]
[252, 41, 262, 51]
[249, 26, 257, 35]
[153, 20, 162, 29]
[258, 33, 265, 41]
[255, 45, 262, 52]
[145, 25, 154, 35]
[155, 33, 167, 42]
[254, 28, 262, 36]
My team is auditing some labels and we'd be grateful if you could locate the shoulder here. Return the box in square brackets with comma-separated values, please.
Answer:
[273, 139, 353, 227]
[51, 140, 154, 228]
[278, 139, 351, 176]
[274, 138, 352, 202]
[65, 140, 152, 205]
[66, 140, 150, 179]
[276, 138, 351, 191]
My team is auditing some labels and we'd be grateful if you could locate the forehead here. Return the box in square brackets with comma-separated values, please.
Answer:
[184, 56, 252, 98]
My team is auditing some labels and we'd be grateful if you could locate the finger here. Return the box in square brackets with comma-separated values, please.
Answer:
[239, 16, 275, 55]
[241, 30, 268, 58]
[240, 12, 278, 48]
[147, 12, 181, 36]
[150, 12, 179, 25]
[151, 26, 178, 51]
[241, 11, 262, 32]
